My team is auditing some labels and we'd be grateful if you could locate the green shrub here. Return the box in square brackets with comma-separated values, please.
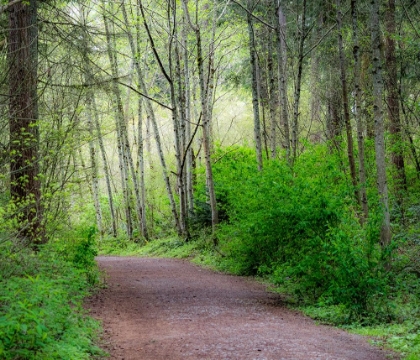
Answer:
[0, 236, 104, 359]
[73, 227, 97, 265]
[200, 145, 392, 321]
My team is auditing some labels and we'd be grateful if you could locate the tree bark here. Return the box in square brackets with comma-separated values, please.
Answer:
[122, 0, 150, 241]
[136, 0, 181, 233]
[385, 0, 407, 197]
[337, 0, 360, 209]
[182, 0, 219, 232]
[247, 9, 263, 171]
[80, 8, 105, 238]
[135, 3, 148, 241]
[267, 28, 277, 159]
[9, 0, 44, 246]
[182, 12, 194, 214]
[103, 4, 134, 239]
[86, 93, 103, 238]
[197, 26, 219, 232]
[276, 3, 290, 162]
[169, 0, 188, 237]
[351, 0, 369, 221]
[291, 0, 306, 163]
[371, 0, 391, 248]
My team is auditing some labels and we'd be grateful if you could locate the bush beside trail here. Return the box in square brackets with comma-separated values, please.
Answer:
[0, 228, 105, 360]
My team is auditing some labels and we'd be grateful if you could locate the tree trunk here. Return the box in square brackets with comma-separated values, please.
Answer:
[385, 0, 407, 198]
[103, 4, 134, 239]
[371, 0, 391, 248]
[291, 0, 306, 163]
[169, 0, 188, 237]
[309, 14, 322, 128]
[122, 0, 151, 241]
[86, 95, 103, 238]
[247, 10, 263, 171]
[206, 0, 218, 148]
[337, 0, 361, 209]
[93, 97, 118, 237]
[197, 27, 219, 231]
[276, 3, 290, 162]
[267, 29, 277, 159]
[182, 12, 194, 214]
[9, 0, 44, 246]
[182, 0, 219, 233]
[81, 9, 104, 238]
[135, 3, 148, 240]
[136, 0, 181, 233]
[351, 0, 369, 220]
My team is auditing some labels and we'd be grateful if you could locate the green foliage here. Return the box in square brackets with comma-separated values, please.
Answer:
[50, 225, 100, 285]
[72, 227, 98, 278]
[98, 235, 214, 260]
[194, 145, 393, 322]
[0, 235, 105, 359]
[191, 146, 256, 232]
[350, 322, 420, 360]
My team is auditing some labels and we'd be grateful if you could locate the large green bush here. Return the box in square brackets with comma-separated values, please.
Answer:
[200, 145, 392, 321]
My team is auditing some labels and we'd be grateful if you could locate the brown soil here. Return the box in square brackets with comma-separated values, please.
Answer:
[86, 256, 397, 360]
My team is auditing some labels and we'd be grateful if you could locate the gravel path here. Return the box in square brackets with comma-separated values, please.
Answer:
[86, 256, 397, 360]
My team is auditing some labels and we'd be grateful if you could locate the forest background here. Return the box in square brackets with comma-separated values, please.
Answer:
[1, 0, 420, 358]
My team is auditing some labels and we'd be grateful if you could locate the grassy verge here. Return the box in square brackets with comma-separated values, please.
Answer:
[0, 237, 106, 360]
[300, 305, 419, 360]
[99, 235, 419, 360]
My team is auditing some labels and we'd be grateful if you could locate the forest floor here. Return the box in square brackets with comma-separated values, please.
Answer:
[86, 256, 398, 360]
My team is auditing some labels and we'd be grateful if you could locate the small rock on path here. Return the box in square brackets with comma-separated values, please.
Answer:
[86, 256, 396, 360]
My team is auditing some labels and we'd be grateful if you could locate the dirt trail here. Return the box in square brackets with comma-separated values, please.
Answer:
[86, 256, 396, 360]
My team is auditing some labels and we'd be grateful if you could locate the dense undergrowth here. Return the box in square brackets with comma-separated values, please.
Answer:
[100, 144, 420, 360]
[0, 227, 105, 360]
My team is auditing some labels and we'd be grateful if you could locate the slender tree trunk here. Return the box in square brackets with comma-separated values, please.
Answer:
[385, 0, 407, 198]
[326, 74, 342, 152]
[105, 7, 145, 240]
[76, 23, 118, 236]
[276, 3, 290, 162]
[182, 12, 194, 214]
[137, 1, 181, 231]
[122, 0, 151, 241]
[182, 0, 219, 233]
[93, 98, 118, 237]
[136, 99, 148, 241]
[103, 5, 134, 239]
[256, 56, 269, 160]
[267, 30, 277, 159]
[9, 0, 44, 246]
[197, 28, 219, 231]
[352, 0, 369, 220]
[134, 70, 180, 235]
[81, 10, 104, 238]
[371, 0, 391, 248]
[309, 14, 322, 127]
[135, 3, 148, 240]
[125, 124, 146, 240]
[291, 0, 306, 163]
[86, 96, 103, 238]
[247, 10, 263, 171]
[206, 0, 217, 144]
[337, 0, 360, 209]
[169, 0, 188, 237]
[75, 150, 87, 198]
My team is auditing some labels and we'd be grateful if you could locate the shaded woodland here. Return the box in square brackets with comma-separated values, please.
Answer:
[1, 0, 420, 358]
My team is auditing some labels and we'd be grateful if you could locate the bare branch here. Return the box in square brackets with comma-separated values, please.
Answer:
[231, 0, 276, 30]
